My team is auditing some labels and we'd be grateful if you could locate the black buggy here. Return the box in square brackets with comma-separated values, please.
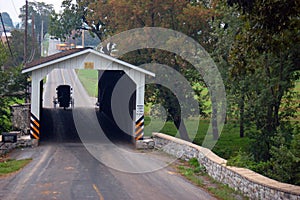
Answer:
[53, 85, 74, 109]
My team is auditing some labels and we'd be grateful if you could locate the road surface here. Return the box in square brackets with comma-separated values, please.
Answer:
[0, 69, 216, 200]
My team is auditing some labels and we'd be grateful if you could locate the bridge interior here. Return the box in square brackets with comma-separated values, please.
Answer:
[39, 69, 136, 145]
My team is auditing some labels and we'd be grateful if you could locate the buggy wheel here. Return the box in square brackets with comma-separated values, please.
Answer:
[71, 98, 74, 108]
[53, 97, 57, 108]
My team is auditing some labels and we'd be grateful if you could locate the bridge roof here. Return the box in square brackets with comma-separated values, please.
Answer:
[22, 47, 155, 77]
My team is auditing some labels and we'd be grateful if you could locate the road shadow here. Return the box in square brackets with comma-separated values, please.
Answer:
[40, 108, 80, 143]
[40, 108, 134, 147]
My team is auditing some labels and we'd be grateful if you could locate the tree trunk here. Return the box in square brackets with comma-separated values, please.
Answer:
[239, 94, 245, 138]
[274, 101, 281, 127]
[274, 52, 284, 127]
[211, 90, 219, 140]
[173, 115, 190, 142]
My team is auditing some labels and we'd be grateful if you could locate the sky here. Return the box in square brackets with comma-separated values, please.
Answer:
[0, 0, 64, 24]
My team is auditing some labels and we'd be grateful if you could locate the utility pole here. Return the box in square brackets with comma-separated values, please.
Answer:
[31, 14, 35, 55]
[41, 19, 44, 56]
[24, 0, 28, 64]
[82, 29, 85, 48]
[24, 0, 30, 103]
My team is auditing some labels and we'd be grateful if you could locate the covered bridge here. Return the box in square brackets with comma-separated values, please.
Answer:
[22, 47, 155, 142]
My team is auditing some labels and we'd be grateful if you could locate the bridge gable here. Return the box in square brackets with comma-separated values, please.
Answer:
[22, 47, 154, 77]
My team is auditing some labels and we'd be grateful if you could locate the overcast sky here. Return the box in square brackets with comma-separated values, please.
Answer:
[0, 0, 64, 24]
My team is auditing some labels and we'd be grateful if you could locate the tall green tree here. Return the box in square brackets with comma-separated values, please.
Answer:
[231, 0, 299, 161]
[211, 2, 247, 137]
[0, 43, 27, 132]
[19, 1, 54, 52]
[212, 0, 299, 184]
[49, 0, 107, 43]
[49, 0, 83, 41]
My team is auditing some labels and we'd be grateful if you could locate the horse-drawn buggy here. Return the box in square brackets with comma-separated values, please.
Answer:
[53, 85, 74, 109]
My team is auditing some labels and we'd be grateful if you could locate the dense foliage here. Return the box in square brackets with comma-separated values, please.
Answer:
[0, 42, 27, 133]
[213, 0, 300, 185]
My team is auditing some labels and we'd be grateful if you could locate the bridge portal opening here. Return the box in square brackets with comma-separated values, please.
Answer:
[39, 69, 79, 143]
[97, 70, 136, 143]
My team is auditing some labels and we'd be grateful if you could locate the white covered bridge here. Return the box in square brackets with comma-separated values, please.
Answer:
[22, 47, 155, 142]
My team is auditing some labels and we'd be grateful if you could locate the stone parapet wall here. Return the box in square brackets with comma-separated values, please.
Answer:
[0, 135, 37, 156]
[10, 103, 31, 134]
[153, 132, 300, 200]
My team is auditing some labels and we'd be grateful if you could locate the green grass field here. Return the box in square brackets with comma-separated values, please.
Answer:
[76, 69, 98, 97]
[144, 117, 249, 159]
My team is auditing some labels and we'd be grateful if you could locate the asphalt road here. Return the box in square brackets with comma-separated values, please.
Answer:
[0, 69, 216, 200]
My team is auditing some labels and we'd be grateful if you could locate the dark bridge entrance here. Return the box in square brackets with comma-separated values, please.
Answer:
[98, 70, 136, 143]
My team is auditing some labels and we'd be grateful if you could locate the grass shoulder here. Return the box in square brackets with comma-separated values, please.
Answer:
[0, 158, 32, 177]
[175, 158, 248, 200]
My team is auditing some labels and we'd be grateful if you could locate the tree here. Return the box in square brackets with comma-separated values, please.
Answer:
[213, 0, 299, 158]
[177, 2, 215, 51]
[0, 43, 27, 132]
[260, 125, 300, 186]
[49, 0, 108, 44]
[19, 1, 54, 52]
[49, 0, 83, 41]
[211, 0, 300, 185]
[177, 2, 220, 139]
[0, 43, 9, 132]
[227, 20, 255, 139]
[0, 65, 27, 133]
[232, 0, 299, 161]
[211, 3, 246, 137]
[4, 29, 39, 66]
[0, 42, 8, 66]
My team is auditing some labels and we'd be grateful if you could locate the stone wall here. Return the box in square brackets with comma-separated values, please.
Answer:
[153, 132, 300, 200]
[0, 134, 37, 156]
[10, 103, 30, 134]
